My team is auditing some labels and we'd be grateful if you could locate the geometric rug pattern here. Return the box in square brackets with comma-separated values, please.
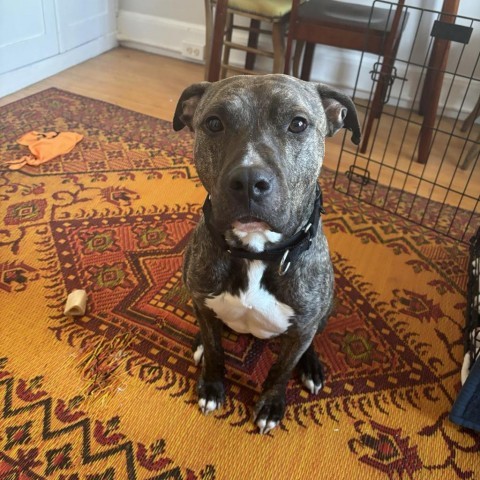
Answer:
[0, 88, 479, 479]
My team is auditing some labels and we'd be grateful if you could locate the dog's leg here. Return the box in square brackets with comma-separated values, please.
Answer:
[193, 303, 225, 414]
[254, 329, 316, 434]
[297, 342, 324, 395]
[192, 331, 204, 366]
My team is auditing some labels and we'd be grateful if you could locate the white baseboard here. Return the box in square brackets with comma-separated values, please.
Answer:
[0, 33, 118, 98]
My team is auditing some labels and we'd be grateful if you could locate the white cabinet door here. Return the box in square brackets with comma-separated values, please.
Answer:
[0, 0, 59, 75]
[55, 0, 116, 52]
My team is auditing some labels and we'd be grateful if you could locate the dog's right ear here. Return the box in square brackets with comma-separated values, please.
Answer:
[173, 82, 211, 132]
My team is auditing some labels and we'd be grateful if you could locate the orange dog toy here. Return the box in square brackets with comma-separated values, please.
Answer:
[4, 131, 84, 170]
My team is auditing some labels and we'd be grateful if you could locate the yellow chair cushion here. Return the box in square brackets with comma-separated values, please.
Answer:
[228, 0, 292, 19]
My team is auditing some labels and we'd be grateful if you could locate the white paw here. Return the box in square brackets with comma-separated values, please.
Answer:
[198, 397, 220, 415]
[256, 418, 279, 435]
[301, 373, 323, 395]
[193, 344, 204, 366]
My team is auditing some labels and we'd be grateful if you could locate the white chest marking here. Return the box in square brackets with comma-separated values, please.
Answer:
[205, 261, 294, 339]
[232, 228, 283, 252]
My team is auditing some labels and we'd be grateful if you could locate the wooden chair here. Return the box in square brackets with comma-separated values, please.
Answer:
[284, 0, 407, 153]
[204, 0, 292, 81]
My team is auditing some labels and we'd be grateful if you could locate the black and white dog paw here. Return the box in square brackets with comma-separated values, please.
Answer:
[298, 348, 324, 395]
[197, 378, 224, 415]
[254, 393, 286, 434]
[301, 373, 323, 395]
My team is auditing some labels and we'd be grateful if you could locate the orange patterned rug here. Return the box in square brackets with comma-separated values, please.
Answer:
[0, 88, 479, 479]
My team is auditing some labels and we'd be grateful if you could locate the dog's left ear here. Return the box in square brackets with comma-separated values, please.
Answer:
[173, 82, 211, 132]
[316, 84, 361, 145]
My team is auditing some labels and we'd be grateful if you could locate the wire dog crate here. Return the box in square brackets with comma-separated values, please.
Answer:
[333, 1, 480, 244]
[466, 227, 480, 369]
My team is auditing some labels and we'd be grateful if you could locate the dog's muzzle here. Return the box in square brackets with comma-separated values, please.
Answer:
[202, 183, 325, 275]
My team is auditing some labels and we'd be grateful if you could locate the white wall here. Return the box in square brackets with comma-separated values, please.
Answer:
[120, 0, 204, 25]
[0, 0, 118, 98]
[117, 0, 205, 60]
[117, 0, 480, 116]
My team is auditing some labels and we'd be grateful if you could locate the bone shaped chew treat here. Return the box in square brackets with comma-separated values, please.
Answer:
[64, 289, 87, 316]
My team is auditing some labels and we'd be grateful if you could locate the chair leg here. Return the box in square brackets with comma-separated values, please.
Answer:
[284, 24, 297, 75]
[204, 0, 214, 80]
[300, 43, 315, 81]
[221, 13, 234, 79]
[460, 130, 480, 170]
[245, 19, 261, 71]
[372, 32, 402, 120]
[359, 57, 396, 153]
[461, 94, 480, 133]
[419, 0, 460, 116]
[360, 103, 377, 155]
[292, 41, 305, 78]
[417, 38, 450, 164]
[360, 0, 407, 153]
[207, 0, 228, 82]
[417, 0, 460, 163]
[417, 84, 442, 163]
[272, 22, 285, 73]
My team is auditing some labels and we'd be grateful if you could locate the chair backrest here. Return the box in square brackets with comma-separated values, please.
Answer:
[288, 0, 406, 55]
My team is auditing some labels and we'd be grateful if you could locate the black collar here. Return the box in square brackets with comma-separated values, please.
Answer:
[202, 184, 325, 275]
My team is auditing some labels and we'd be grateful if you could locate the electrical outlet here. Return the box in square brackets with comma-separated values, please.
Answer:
[181, 42, 204, 61]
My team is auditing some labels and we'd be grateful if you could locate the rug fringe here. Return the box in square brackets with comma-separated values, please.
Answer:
[75, 330, 136, 405]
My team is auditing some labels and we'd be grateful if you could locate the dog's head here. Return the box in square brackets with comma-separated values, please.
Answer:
[173, 74, 360, 245]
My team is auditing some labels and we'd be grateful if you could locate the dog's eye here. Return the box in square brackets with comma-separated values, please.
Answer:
[288, 117, 308, 133]
[205, 116, 224, 133]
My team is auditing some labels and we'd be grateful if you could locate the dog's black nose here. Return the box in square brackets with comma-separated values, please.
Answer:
[227, 166, 273, 202]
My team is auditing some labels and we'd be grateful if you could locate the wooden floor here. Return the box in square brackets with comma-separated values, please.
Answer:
[2, 47, 478, 211]
[0, 48, 205, 120]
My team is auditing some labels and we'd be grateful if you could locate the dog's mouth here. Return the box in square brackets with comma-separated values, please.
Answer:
[231, 216, 272, 233]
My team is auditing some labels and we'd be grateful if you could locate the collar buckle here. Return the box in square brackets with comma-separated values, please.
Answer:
[278, 249, 291, 276]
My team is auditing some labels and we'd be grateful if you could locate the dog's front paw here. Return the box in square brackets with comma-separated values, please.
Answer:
[301, 372, 323, 395]
[298, 349, 324, 395]
[197, 378, 224, 414]
[254, 392, 286, 434]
